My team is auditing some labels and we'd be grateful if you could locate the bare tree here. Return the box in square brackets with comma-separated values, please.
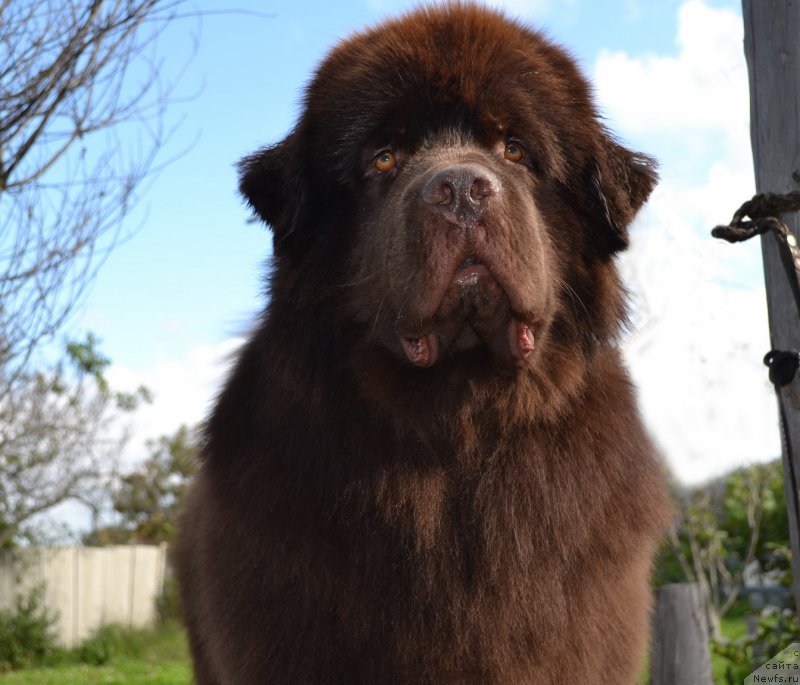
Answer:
[0, 0, 192, 544]
[667, 465, 773, 639]
[0, 334, 149, 548]
[0, 0, 190, 380]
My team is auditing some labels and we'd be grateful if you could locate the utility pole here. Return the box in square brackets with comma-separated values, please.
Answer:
[742, 0, 800, 613]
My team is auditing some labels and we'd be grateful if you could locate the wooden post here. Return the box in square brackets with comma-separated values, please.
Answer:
[742, 0, 800, 614]
[650, 583, 713, 685]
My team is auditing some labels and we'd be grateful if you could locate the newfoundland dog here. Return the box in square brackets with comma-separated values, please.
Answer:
[176, 5, 672, 683]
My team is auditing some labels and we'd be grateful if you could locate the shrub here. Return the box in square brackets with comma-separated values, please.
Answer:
[713, 605, 799, 683]
[78, 623, 145, 666]
[0, 585, 57, 672]
[155, 572, 183, 624]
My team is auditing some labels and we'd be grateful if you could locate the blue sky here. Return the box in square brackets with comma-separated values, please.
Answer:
[58, 0, 778, 489]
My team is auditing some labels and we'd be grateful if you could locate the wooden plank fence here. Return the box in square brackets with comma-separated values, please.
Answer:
[650, 583, 714, 685]
[0, 545, 167, 648]
[0, 549, 721, 680]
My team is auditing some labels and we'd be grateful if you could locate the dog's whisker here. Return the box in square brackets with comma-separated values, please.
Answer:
[555, 275, 591, 323]
[393, 272, 414, 331]
[332, 272, 380, 288]
[371, 293, 387, 336]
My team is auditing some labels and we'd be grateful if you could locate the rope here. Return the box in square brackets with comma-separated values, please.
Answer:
[712, 191, 800, 385]
[713, 191, 800, 321]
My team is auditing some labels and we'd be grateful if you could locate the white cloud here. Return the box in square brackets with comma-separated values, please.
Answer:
[595, 0, 747, 141]
[106, 337, 245, 466]
[599, 1, 780, 484]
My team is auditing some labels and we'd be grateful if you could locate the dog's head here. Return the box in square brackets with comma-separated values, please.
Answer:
[239, 5, 656, 374]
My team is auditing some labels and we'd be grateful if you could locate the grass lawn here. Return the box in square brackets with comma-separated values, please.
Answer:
[0, 661, 190, 685]
[1, 622, 191, 685]
[0, 604, 781, 684]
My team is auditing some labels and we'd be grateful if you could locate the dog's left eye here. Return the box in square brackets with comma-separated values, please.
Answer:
[504, 143, 524, 163]
[374, 151, 397, 173]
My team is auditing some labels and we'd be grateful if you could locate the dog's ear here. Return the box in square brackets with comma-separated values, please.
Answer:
[238, 133, 305, 243]
[590, 136, 658, 253]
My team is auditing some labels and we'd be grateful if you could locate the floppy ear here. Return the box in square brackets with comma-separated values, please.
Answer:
[590, 137, 658, 253]
[238, 133, 305, 243]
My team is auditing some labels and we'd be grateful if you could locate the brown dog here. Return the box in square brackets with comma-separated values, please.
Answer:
[176, 5, 672, 683]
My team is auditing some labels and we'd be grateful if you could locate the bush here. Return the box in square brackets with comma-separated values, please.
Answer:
[78, 623, 146, 666]
[155, 572, 183, 624]
[76, 626, 113, 666]
[0, 585, 57, 672]
[75, 620, 190, 667]
[713, 605, 799, 683]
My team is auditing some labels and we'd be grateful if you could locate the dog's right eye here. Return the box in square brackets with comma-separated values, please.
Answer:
[504, 143, 525, 163]
[374, 151, 397, 173]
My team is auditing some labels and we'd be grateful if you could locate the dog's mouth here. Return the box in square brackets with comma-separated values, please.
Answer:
[397, 255, 535, 368]
[399, 320, 534, 368]
[452, 257, 489, 287]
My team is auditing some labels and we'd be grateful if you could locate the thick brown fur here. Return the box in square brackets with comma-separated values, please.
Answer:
[176, 5, 673, 684]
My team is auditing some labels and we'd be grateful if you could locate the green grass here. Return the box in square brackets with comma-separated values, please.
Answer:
[1, 622, 191, 685]
[0, 661, 190, 685]
[0, 605, 779, 685]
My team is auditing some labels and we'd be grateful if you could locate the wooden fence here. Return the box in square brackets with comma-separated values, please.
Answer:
[0, 550, 720, 678]
[0, 545, 168, 648]
[651, 583, 714, 685]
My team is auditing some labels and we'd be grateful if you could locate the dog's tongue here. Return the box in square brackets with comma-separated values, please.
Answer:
[401, 333, 439, 367]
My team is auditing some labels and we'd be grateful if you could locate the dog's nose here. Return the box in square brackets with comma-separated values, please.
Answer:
[421, 164, 498, 225]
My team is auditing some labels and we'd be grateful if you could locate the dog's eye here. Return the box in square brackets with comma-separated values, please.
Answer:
[504, 143, 524, 163]
[374, 151, 397, 173]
